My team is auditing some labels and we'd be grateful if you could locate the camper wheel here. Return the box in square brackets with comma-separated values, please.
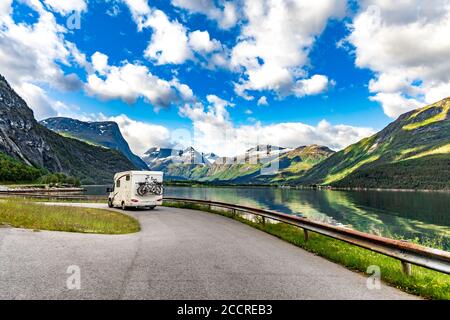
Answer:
[108, 199, 113, 208]
[121, 201, 127, 210]
[148, 206, 156, 210]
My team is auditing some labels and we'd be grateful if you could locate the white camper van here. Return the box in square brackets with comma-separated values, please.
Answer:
[107, 171, 164, 210]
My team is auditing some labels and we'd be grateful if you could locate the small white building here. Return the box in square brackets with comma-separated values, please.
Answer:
[108, 171, 164, 210]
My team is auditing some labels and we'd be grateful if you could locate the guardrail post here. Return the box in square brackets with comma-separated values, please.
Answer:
[401, 261, 412, 276]
[303, 229, 309, 243]
[262, 217, 266, 227]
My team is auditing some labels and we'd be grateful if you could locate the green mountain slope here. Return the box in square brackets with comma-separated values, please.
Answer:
[269, 145, 336, 183]
[40, 117, 148, 170]
[36, 125, 138, 184]
[297, 98, 450, 190]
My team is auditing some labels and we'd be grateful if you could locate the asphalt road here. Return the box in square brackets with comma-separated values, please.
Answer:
[0, 203, 418, 300]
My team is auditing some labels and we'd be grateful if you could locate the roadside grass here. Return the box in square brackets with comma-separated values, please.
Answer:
[0, 199, 139, 234]
[164, 201, 450, 300]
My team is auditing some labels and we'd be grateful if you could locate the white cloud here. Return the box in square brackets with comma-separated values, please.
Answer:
[221, 1, 238, 29]
[122, 2, 227, 67]
[0, 2, 82, 90]
[230, 0, 345, 99]
[179, 96, 233, 140]
[369, 93, 424, 119]
[207, 94, 234, 110]
[143, 10, 193, 65]
[85, 52, 194, 109]
[189, 31, 229, 69]
[122, 0, 152, 30]
[188, 30, 221, 54]
[346, 0, 450, 118]
[122, 0, 340, 99]
[293, 75, 331, 98]
[15, 82, 58, 120]
[179, 95, 374, 156]
[171, 0, 238, 29]
[42, 0, 87, 14]
[257, 96, 268, 106]
[243, 120, 374, 153]
[66, 41, 90, 70]
[424, 82, 450, 105]
[103, 114, 172, 156]
[0, 0, 87, 119]
[91, 51, 109, 75]
[171, 78, 195, 102]
[0, 0, 12, 21]
[15, 82, 87, 121]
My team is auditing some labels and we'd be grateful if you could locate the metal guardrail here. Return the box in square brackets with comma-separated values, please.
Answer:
[163, 197, 450, 275]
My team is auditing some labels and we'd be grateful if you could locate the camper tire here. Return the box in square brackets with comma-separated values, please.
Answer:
[121, 201, 127, 210]
[148, 206, 156, 210]
[108, 199, 113, 208]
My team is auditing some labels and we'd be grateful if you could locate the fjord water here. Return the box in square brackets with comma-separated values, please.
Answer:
[84, 185, 450, 250]
[165, 186, 450, 251]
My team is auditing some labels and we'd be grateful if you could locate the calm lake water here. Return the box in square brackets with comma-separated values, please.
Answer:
[84, 185, 450, 250]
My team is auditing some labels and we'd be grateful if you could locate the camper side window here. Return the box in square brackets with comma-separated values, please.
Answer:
[116, 179, 121, 188]
[126, 175, 130, 181]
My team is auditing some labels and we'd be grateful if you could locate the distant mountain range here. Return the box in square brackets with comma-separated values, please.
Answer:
[143, 146, 217, 168]
[199, 145, 335, 184]
[40, 117, 148, 170]
[143, 144, 335, 184]
[141, 98, 449, 189]
[0, 74, 136, 184]
[1, 72, 448, 189]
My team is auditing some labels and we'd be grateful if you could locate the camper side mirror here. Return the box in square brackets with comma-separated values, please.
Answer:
[106, 187, 114, 193]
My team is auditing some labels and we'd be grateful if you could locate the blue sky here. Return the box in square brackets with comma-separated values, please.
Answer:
[1, 0, 449, 156]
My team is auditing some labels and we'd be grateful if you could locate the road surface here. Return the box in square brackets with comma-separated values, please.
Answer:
[0, 203, 417, 300]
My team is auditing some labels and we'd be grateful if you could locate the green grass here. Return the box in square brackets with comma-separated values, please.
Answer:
[0, 199, 140, 234]
[403, 102, 449, 131]
[164, 201, 450, 300]
[402, 143, 450, 161]
[323, 155, 380, 184]
[57, 132, 106, 148]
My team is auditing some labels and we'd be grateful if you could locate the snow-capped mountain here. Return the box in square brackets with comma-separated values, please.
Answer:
[140, 143, 334, 183]
[142, 147, 215, 174]
[214, 145, 292, 165]
[204, 152, 219, 164]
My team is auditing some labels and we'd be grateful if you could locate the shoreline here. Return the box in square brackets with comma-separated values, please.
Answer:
[0, 187, 86, 194]
[161, 182, 450, 193]
[6, 183, 446, 194]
